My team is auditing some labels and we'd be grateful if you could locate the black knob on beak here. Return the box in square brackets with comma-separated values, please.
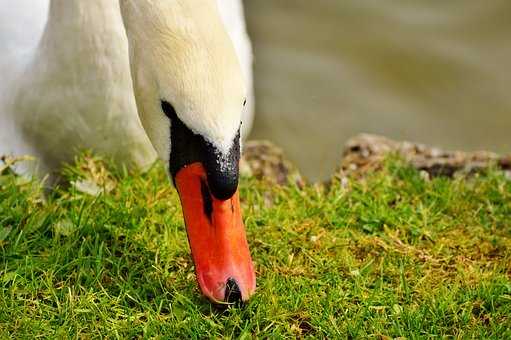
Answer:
[203, 131, 240, 200]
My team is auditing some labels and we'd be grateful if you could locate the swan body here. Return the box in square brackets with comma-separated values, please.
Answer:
[11, 0, 156, 176]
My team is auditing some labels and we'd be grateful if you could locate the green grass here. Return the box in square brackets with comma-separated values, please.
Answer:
[1, 155, 510, 338]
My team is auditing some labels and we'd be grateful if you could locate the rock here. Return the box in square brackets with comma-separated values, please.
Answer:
[337, 134, 508, 178]
[499, 156, 511, 170]
[241, 140, 304, 186]
[499, 156, 511, 179]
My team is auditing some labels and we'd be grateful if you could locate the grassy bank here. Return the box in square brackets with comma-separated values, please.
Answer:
[1, 155, 510, 338]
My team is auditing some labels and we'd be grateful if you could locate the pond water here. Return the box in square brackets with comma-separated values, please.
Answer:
[246, 0, 511, 180]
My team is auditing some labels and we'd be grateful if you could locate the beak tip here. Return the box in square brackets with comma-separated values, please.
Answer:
[224, 277, 243, 304]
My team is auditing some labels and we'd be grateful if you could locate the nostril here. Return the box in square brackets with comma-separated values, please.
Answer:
[225, 278, 242, 304]
[200, 179, 213, 222]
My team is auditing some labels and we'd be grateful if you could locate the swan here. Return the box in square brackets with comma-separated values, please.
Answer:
[0, 0, 256, 303]
[0, 0, 254, 177]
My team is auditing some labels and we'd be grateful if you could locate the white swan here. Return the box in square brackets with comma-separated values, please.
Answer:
[0, 0, 254, 177]
[0, 0, 256, 304]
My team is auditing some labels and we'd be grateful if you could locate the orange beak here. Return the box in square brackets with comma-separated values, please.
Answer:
[175, 162, 256, 304]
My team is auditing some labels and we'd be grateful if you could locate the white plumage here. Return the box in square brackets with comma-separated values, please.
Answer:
[0, 0, 254, 178]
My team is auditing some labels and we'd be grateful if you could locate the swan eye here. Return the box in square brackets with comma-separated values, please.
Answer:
[161, 100, 178, 120]
[243, 99, 247, 107]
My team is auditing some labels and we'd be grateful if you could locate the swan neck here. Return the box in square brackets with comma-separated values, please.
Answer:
[47, 0, 121, 28]
[40, 0, 125, 54]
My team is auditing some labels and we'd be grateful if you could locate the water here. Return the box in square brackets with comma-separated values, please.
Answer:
[246, 0, 511, 180]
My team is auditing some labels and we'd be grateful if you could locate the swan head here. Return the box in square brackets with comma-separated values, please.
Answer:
[120, 0, 255, 304]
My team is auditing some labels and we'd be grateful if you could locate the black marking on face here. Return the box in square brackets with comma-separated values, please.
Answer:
[161, 100, 241, 200]
[200, 179, 213, 222]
